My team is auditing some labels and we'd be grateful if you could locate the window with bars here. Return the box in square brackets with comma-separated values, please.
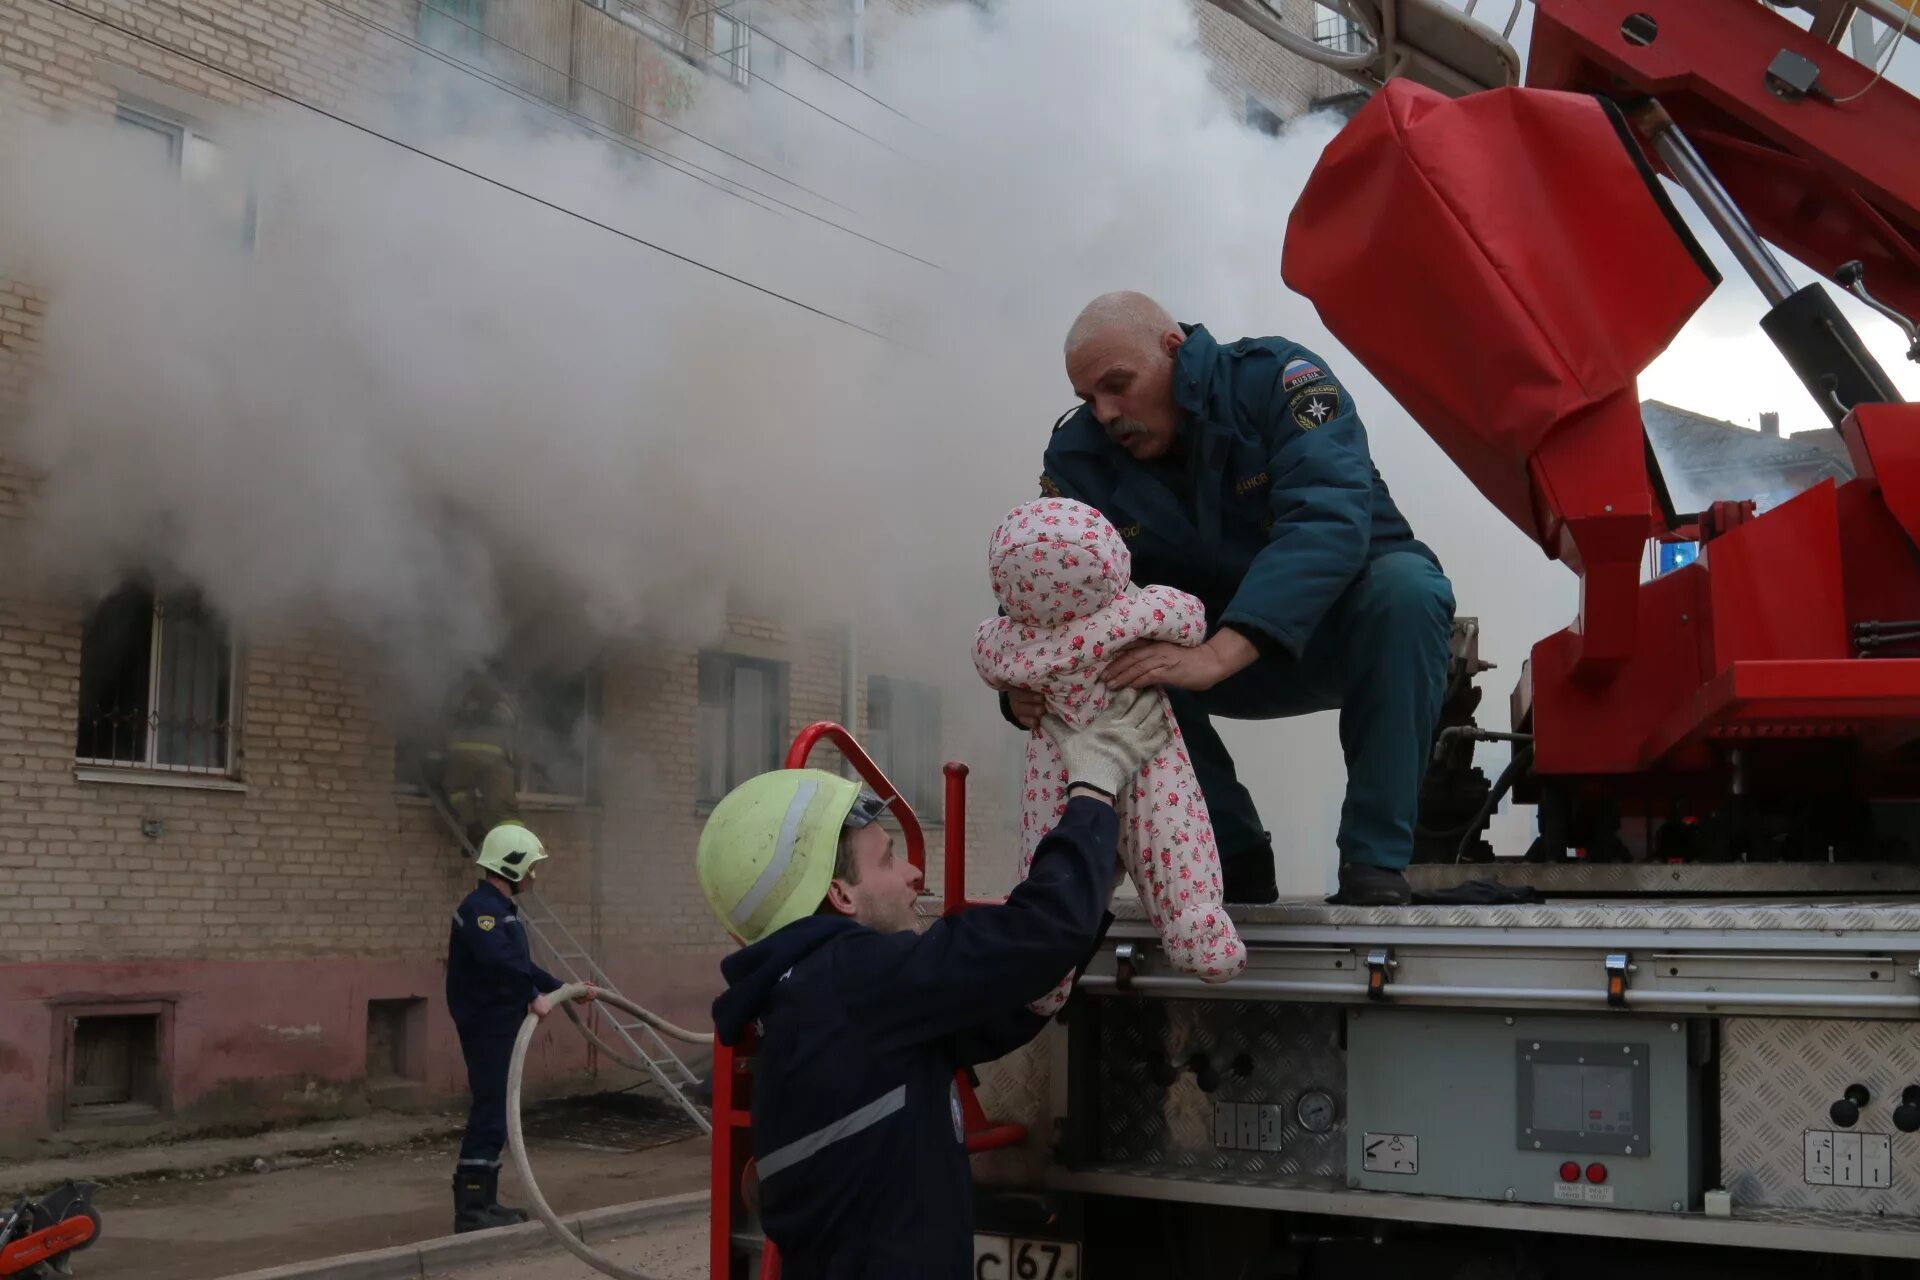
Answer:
[866, 676, 942, 815]
[76, 585, 237, 775]
[697, 653, 788, 806]
[1314, 3, 1365, 53]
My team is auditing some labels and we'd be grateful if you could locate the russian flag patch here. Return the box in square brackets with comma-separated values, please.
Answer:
[1281, 358, 1323, 391]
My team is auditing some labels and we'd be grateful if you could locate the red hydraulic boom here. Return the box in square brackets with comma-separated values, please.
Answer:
[1284, 0, 1920, 861]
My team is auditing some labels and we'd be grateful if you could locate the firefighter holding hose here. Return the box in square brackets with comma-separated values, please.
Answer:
[698, 690, 1169, 1280]
[445, 822, 595, 1233]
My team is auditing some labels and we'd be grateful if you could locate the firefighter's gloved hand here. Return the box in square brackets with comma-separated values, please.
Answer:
[1043, 686, 1170, 801]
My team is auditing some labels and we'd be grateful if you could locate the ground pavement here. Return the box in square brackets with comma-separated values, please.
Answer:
[424, 1211, 710, 1280]
[5, 1096, 708, 1280]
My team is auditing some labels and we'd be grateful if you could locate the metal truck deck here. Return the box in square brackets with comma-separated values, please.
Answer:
[1032, 890, 1920, 1259]
[1089, 894, 1920, 1017]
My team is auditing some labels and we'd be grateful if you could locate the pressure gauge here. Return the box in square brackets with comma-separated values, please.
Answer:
[1296, 1089, 1337, 1134]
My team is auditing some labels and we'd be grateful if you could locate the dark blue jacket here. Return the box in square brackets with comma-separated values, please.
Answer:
[446, 880, 562, 1033]
[1042, 324, 1438, 660]
[712, 798, 1119, 1280]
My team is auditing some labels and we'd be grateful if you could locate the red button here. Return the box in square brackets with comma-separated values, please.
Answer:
[1559, 1161, 1580, 1183]
[1586, 1163, 1608, 1184]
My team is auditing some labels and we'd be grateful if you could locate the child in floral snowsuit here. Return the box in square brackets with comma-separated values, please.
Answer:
[974, 498, 1246, 1014]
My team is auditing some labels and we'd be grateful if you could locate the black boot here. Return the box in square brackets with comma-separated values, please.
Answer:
[482, 1165, 531, 1225]
[1332, 862, 1413, 906]
[1221, 835, 1279, 905]
[453, 1168, 525, 1233]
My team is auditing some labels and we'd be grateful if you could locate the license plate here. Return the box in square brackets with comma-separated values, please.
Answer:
[971, 1233, 1080, 1280]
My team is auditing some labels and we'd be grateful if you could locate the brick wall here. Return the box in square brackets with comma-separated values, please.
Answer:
[0, 0, 1350, 1145]
[1197, 0, 1352, 122]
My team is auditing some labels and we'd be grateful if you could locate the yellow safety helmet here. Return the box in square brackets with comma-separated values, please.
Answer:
[697, 769, 888, 944]
[477, 822, 547, 883]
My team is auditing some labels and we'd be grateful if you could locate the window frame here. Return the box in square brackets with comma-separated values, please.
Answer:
[865, 674, 944, 818]
[1313, 3, 1365, 54]
[418, 0, 490, 61]
[696, 651, 790, 808]
[74, 586, 241, 779]
[709, 5, 752, 86]
[52, 999, 174, 1129]
[514, 665, 600, 806]
[113, 98, 259, 246]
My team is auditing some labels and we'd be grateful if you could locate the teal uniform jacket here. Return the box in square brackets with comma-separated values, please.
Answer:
[1040, 324, 1440, 659]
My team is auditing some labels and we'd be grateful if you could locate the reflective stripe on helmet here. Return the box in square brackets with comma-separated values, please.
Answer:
[728, 778, 819, 935]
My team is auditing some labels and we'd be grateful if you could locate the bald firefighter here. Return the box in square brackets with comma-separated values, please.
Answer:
[1005, 290, 1457, 906]
[699, 691, 1170, 1280]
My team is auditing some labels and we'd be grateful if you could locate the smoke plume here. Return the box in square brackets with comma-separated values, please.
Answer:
[0, 0, 1577, 883]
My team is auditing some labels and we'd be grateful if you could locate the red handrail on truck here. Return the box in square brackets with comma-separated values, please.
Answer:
[709, 725, 1026, 1279]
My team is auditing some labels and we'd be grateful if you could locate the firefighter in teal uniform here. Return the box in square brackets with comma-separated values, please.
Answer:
[1000, 291, 1456, 906]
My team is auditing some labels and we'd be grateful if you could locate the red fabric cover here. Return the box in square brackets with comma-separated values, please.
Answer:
[1282, 81, 1718, 548]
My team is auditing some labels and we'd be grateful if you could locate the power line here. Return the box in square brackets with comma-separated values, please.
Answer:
[313, 0, 943, 269]
[410, 0, 854, 213]
[32, 0, 893, 343]
[716, 11, 936, 135]
[330, 0, 785, 220]
[632, 3, 916, 159]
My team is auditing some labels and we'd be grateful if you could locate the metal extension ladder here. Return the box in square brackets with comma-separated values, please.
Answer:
[419, 766, 712, 1136]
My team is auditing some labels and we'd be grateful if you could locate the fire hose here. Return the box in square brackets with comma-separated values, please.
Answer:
[505, 982, 716, 1280]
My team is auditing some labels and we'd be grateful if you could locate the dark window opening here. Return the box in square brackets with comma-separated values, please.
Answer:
[365, 998, 425, 1084]
[77, 584, 235, 773]
[1246, 95, 1285, 137]
[518, 667, 594, 800]
[392, 662, 598, 802]
[67, 1013, 162, 1121]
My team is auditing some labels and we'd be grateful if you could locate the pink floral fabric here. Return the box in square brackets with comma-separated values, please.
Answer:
[974, 498, 1246, 1014]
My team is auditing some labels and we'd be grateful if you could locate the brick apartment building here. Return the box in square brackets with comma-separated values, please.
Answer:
[0, 0, 1351, 1150]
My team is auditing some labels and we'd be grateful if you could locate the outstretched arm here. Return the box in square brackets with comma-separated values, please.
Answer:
[831, 797, 1119, 1052]
[835, 692, 1170, 1052]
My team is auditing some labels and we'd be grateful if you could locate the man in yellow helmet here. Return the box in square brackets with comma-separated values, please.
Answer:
[700, 691, 1169, 1280]
[444, 822, 594, 1233]
[442, 666, 521, 848]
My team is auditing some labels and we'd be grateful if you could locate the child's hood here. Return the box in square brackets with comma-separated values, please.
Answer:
[988, 499, 1131, 627]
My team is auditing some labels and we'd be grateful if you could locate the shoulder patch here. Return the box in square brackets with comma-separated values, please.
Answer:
[1281, 357, 1323, 391]
[476, 915, 496, 932]
[1287, 380, 1342, 431]
[1038, 473, 1062, 498]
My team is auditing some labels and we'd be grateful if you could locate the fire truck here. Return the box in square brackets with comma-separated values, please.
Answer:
[713, 1, 1920, 1273]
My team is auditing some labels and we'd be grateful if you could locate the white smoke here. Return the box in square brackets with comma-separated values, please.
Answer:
[0, 0, 1576, 879]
